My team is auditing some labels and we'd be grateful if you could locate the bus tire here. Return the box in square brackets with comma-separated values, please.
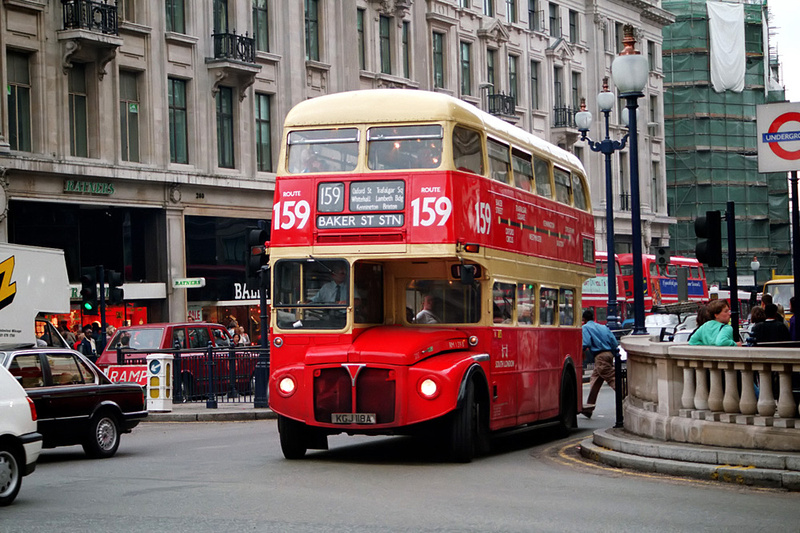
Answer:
[449, 379, 479, 463]
[557, 371, 578, 438]
[278, 415, 308, 460]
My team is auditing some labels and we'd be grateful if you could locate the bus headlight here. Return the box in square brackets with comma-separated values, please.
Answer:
[419, 377, 440, 399]
[468, 335, 479, 347]
[278, 375, 297, 397]
[273, 336, 283, 348]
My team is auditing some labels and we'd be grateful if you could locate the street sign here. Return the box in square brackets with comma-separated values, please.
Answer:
[757, 102, 800, 172]
[172, 277, 206, 289]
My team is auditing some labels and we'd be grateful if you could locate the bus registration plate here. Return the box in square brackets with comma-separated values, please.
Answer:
[332, 413, 376, 424]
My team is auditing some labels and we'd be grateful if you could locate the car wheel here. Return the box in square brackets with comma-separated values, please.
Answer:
[83, 413, 121, 459]
[0, 446, 21, 506]
[278, 415, 308, 460]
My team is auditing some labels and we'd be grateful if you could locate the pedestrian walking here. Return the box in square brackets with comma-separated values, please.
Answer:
[581, 309, 617, 418]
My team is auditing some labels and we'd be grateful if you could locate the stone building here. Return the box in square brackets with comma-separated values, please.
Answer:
[0, 0, 673, 332]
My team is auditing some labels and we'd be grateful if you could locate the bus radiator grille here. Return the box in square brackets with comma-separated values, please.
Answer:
[313, 367, 396, 424]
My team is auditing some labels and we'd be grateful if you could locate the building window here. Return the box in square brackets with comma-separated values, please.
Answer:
[119, 71, 140, 162]
[650, 95, 658, 124]
[615, 22, 624, 54]
[168, 78, 188, 164]
[253, 0, 269, 52]
[648, 40, 656, 71]
[508, 55, 518, 103]
[433, 32, 444, 89]
[484, 0, 494, 17]
[652, 161, 661, 213]
[255, 93, 272, 172]
[528, 0, 540, 31]
[214, 0, 228, 33]
[402, 21, 410, 78]
[553, 66, 563, 108]
[7, 51, 31, 152]
[166, 0, 185, 33]
[506, 0, 516, 23]
[216, 86, 235, 168]
[571, 71, 580, 109]
[357, 9, 366, 70]
[549, 3, 559, 38]
[530, 60, 539, 109]
[68, 64, 88, 157]
[568, 9, 578, 43]
[380, 15, 392, 75]
[460, 0, 470, 7]
[118, 0, 135, 22]
[305, 0, 320, 61]
[487, 48, 496, 94]
[460, 42, 472, 96]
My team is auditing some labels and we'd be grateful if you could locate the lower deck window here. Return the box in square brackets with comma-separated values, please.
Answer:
[406, 279, 481, 324]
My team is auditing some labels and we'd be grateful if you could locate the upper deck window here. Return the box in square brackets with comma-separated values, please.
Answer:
[511, 149, 533, 192]
[367, 125, 443, 170]
[572, 172, 588, 210]
[453, 126, 483, 174]
[488, 139, 511, 183]
[287, 128, 359, 174]
[533, 156, 552, 198]
[553, 166, 572, 205]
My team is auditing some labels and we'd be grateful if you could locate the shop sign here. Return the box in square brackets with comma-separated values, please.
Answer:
[173, 277, 206, 288]
[234, 283, 260, 300]
[63, 180, 115, 195]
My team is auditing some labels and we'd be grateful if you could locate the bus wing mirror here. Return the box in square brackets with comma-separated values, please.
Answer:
[460, 264, 476, 285]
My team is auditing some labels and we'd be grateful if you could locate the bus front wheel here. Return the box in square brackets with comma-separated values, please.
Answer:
[448, 379, 487, 463]
[278, 415, 308, 460]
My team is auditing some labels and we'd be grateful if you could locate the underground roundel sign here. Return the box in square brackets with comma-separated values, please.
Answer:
[757, 103, 800, 173]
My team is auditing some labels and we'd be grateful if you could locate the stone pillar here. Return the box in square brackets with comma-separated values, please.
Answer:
[681, 366, 695, 409]
[166, 205, 187, 323]
[708, 366, 724, 412]
[740, 369, 757, 415]
[723, 368, 739, 413]
[756, 365, 776, 417]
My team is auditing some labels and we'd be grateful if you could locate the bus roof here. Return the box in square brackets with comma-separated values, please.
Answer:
[283, 89, 584, 172]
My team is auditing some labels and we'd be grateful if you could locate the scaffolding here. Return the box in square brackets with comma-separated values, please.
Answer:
[663, 0, 790, 286]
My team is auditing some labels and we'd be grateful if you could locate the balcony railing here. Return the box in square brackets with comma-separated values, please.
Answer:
[619, 192, 631, 212]
[488, 93, 516, 117]
[212, 32, 256, 64]
[62, 0, 119, 35]
[552, 105, 576, 128]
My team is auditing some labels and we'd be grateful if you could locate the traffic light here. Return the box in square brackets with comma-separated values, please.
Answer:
[656, 247, 670, 267]
[80, 267, 98, 315]
[695, 210, 723, 267]
[246, 228, 268, 280]
[108, 270, 124, 305]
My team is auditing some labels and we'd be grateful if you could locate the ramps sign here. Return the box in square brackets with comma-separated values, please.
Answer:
[757, 103, 800, 173]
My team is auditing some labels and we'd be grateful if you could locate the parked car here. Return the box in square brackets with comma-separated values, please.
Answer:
[0, 365, 42, 506]
[1, 348, 147, 458]
[95, 322, 256, 399]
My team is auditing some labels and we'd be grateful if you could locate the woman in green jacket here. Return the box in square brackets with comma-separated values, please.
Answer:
[688, 299, 741, 347]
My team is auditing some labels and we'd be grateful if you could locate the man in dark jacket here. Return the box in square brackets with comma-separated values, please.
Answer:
[78, 324, 97, 362]
[751, 303, 791, 344]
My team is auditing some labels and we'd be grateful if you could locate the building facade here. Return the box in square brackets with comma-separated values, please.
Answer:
[0, 0, 673, 335]
[663, 0, 789, 287]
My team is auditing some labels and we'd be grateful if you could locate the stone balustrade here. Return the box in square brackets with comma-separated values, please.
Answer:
[621, 336, 800, 451]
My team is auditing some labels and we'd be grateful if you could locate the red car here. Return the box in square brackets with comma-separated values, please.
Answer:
[96, 323, 256, 399]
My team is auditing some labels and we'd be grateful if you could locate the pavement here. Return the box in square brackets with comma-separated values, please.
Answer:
[143, 379, 800, 491]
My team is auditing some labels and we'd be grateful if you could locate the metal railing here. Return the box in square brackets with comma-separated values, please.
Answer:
[212, 32, 256, 63]
[619, 192, 631, 211]
[487, 93, 516, 117]
[552, 106, 576, 128]
[61, 0, 119, 35]
[115, 344, 269, 404]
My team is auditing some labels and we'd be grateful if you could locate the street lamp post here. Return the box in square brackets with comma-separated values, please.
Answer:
[611, 24, 649, 337]
[575, 79, 628, 331]
[750, 256, 760, 294]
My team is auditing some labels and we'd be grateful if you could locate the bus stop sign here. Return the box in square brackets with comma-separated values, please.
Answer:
[757, 103, 800, 172]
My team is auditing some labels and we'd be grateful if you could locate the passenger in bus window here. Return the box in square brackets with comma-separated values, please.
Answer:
[415, 294, 441, 324]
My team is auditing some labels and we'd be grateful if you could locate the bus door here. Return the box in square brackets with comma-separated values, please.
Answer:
[491, 282, 519, 426]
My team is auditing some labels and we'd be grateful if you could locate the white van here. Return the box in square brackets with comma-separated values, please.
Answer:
[0, 365, 42, 505]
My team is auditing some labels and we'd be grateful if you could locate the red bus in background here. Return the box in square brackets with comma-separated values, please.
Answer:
[618, 254, 708, 317]
[581, 251, 626, 325]
[267, 89, 595, 462]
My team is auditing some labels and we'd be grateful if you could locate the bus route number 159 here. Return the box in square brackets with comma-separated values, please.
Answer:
[411, 196, 452, 227]
[273, 200, 311, 230]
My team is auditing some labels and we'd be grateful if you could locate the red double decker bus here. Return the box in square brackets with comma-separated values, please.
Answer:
[581, 251, 626, 325]
[268, 90, 595, 461]
[618, 254, 708, 316]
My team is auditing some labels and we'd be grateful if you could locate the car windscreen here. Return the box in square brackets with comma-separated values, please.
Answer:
[109, 328, 165, 350]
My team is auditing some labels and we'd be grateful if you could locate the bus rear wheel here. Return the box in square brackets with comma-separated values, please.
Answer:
[557, 373, 578, 437]
[278, 415, 308, 460]
[448, 379, 486, 463]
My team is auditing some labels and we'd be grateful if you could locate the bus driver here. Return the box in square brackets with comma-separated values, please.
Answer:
[310, 266, 347, 304]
